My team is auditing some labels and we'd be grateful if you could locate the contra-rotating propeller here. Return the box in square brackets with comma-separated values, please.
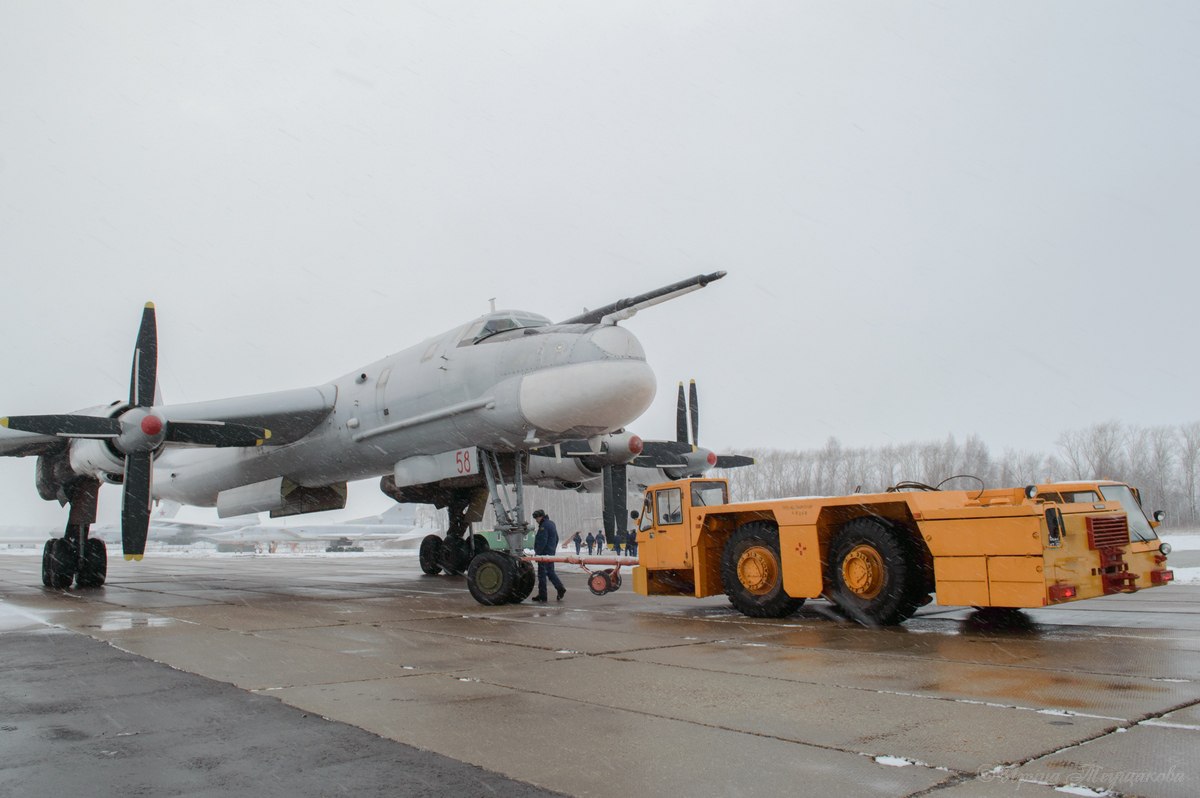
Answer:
[634, 380, 755, 471]
[1, 303, 270, 560]
[597, 380, 756, 546]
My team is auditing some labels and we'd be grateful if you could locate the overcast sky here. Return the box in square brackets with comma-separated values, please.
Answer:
[2, 1, 1198, 527]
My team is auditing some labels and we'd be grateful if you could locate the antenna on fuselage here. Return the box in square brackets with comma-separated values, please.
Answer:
[489, 297, 496, 312]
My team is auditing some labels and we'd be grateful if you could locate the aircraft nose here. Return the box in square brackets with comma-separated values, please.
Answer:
[519, 358, 655, 435]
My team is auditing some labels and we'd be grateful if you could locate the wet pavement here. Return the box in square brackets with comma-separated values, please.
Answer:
[1, 549, 1197, 797]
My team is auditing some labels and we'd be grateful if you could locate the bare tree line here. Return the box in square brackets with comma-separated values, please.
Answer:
[716, 422, 1200, 527]
[467, 421, 1200, 537]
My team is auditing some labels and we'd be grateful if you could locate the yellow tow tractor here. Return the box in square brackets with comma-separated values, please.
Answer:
[629, 477, 1174, 624]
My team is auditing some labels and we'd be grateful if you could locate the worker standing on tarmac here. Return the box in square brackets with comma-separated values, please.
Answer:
[568, 531, 583, 555]
[531, 510, 566, 602]
[585, 531, 595, 555]
[596, 529, 605, 553]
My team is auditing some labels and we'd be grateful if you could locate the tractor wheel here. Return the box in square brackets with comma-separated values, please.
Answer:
[828, 517, 923, 625]
[77, 538, 108, 588]
[418, 535, 443, 575]
[467, 551, 517, 606]
[720, 522, 804, 618]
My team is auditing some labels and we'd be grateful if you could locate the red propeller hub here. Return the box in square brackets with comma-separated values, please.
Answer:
[707, 451, 718, 467]
[140, 415, 164, 437]
[629, 435, 644, 455]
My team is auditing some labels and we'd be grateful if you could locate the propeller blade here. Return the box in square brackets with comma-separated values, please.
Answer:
[676, 382, 687, 444]
[129, 302, 157, 407]
[611, 463, 628, 538]
[601, 465, 616, 539]
[638, 440, 693, 464]
[0, 414, 121, 438]
[715, 455, 756, 469]
[600, 464, 629, 543]
[166, 421, 271, 447]
[689, 379, 699, 446]
[121, 452, 153, 559]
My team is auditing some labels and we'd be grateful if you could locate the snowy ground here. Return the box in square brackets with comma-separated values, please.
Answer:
[1161, 532, 1200, 585]
[4, 533, 1196, 584]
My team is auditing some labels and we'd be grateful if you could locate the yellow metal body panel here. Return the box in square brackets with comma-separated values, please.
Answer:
[933, 557, 989, 606]
[919, 517, 1043, 557]
[987, 556, 1047, 607]
[778, 524, 823, 598]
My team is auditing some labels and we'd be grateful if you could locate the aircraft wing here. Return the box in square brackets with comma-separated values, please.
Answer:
[0, 428, 67, 458]
[160, 385, 337, 445]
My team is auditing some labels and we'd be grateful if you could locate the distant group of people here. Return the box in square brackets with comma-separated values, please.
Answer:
[561, 528, 637, 557]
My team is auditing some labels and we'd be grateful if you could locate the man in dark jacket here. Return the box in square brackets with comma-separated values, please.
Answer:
[531, 510, 566, 602]
[585, 531, 595, 555]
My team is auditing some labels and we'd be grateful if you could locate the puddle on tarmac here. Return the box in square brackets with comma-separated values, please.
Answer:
[91, 615, 179, 631]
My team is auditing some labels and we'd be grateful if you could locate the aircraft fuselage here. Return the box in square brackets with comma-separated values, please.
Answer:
[152, 314, 655, 507]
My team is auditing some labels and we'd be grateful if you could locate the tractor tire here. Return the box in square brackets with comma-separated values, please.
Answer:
[721, 522, 805, 618]
[467, 551, 517, 606]
[828, 517, 923, 625]
[418, 535, 443, 575]
[77, 538, 108, 588]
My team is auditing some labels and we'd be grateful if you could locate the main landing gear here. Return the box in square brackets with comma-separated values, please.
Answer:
[462, 450, 538, 606]
[42, 530, 107, 589]
[418, 488, 493, 576]
[42, 479, 108, 590]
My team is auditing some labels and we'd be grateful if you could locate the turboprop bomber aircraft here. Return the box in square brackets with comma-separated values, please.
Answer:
[0, 272, 726, 589]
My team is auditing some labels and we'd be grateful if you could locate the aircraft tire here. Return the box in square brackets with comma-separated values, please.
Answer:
[41, 540, 54, 587]
[467, 551, 517, 606]
[509, 559, 535, 602]
[418, 535, 443, 575]
[77, 538, 108, 588]
[828, 517, 922, 625]
[44, 538, 76, 590]
[721, 522, 804, 618]
[471, 534, 490, 554]
[439, 537, 472, 575]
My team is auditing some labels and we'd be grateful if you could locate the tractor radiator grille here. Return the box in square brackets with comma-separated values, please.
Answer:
[1087, 515, 1130, 549]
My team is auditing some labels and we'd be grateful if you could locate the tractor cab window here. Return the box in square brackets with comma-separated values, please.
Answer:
[639, 496, 654, 531]
[1097, 483, 1158, 542]
[656, 488, 683, 525]
[1041, 490, 1101, 504]
[691, 481, 728, 507]
[459, 313, 550, 346]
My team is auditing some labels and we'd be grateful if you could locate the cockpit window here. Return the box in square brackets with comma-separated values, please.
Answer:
[459, 314, 550, 346]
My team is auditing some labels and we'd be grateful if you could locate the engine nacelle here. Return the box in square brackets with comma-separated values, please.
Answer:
[67, 438, 125, 484]
[526, 455, 600, 487]
[217, 477, 347, 519]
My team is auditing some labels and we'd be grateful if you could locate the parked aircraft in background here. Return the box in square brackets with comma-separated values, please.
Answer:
[1, 272, 725, 590]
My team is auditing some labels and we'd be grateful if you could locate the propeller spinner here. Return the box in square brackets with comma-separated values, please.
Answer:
[1, 303, 270, 560]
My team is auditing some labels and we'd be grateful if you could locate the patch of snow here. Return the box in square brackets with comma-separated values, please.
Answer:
[874, 755, 914, 767]
[1054, 785, 1112, 797]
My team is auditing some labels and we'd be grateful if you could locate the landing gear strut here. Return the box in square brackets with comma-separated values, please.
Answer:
[41, 479, 107, 590]
[463, 450, 534, 605]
